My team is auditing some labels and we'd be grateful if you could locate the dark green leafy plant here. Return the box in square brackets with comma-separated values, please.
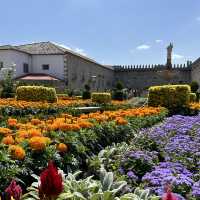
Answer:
[0, 144, 22, 190]
[82, 84, 91, 99]
[190, 81, 199, 93]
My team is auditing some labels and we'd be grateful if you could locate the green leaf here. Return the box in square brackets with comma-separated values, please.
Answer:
[102, 172, 113, 191]
[74, 192, 87, 200]
[57, 192, 74, 200]
[103, 191, 114, 200]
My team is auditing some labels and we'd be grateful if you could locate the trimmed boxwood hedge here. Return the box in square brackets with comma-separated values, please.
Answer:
[190, 93, 196, 102]
[91, 92, 111, 104]
[148, 85, 190, 113]
[16, 86, 57, 102]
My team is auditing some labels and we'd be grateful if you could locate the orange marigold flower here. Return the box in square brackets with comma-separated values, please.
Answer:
[8, 118, 18, 127]
[78, 121, 93, 128]
[17, 130, 29, 138]
[29, 136, 51, 151]
[28, 129, 42, 137]
[57, 143, 68, 152]
[31, 119, 42, 125]
[9, 145, 25, 160]
[2, 136, 15, 145]
[115, 117, 128, 125]
[0, 127, 12, 136]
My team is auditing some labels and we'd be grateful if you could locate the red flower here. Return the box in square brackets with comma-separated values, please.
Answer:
[39, 161, 63, 199]
[5, 180, 22, 200]
[162, 185, 178, 200]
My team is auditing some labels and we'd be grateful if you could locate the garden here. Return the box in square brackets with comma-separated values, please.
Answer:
[1, 80, 200, 200]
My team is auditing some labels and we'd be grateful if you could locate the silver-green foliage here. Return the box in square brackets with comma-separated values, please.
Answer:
[22, 169, 159, 200]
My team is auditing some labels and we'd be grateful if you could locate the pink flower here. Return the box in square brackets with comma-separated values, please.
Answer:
[39, 161, 63, 200]
[5, 180, 22, 200]
[162, 185, 178, 200]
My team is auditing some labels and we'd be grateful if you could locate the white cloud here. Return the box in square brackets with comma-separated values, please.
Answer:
[172, 53, 184, 60]
[136, 44, 151, 50]
[155, 39, 163, 43]
[74, 48, 87, 56]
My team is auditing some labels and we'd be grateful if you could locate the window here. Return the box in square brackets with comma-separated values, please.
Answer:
[0, 62, 3, 70]
[42, 64, 49, 70]
[23, 63, 29, 73]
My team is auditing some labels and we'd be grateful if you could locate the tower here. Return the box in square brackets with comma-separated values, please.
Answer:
[166, 43, 173, 69]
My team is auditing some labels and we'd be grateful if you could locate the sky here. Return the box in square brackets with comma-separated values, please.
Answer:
[0, 0, 200, 65]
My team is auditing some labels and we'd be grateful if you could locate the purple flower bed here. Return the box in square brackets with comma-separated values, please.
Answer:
[120, 115, 200, 199]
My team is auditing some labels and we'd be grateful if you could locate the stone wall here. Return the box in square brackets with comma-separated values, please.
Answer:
[114, 64, 192, 90]
[65, 53, 114, 91]
[191, 58, 200, 87]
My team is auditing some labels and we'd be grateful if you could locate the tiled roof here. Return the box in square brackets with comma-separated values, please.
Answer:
[0, 41, 113, 70]
[15, 73, 61, 81]
[15, 42, 65, 55]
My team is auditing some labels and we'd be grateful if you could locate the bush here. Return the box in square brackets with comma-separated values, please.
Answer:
[91, 92, 111, 104]
[190, 93, 196, 102]
[116, 81, 124, 90]
[113, 90, 124, 101]
[82, 84, 91, 99]
[148, 85, 190, 113]
[112, 81, 127, 101]
[190, 81, 199, 93]
[1, 70, 15, 98]
[16, 86, 57, 102]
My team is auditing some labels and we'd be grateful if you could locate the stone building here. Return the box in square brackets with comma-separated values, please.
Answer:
[0, 42, 114, 91]
[0, 41, 199, 92]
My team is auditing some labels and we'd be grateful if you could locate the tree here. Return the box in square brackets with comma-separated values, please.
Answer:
[82, 84, 91, 99]
[190, 81, 199, 93]
[0, 66, 16, 98]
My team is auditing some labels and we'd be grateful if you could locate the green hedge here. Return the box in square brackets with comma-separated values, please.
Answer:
[91, 92, 111, 104]
[16, 86, 57, 102]
[190, 93, 196, 102]
[148, 85, 190, 111]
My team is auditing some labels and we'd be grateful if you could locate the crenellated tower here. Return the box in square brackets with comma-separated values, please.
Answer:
[166, 43, 173, 69]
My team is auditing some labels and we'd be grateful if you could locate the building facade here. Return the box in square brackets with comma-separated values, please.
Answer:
[0, 41, 200, 91]
[0, 42, 114, 91]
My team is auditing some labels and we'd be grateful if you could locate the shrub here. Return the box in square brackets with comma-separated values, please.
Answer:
[92, 92, 111, 104]
[16, 86, 57, 102]
[82, 84, 91, 99]
[190, 93, 196, 102]
[113, 90, 124, 101]
[1, 70, 15, 98]
[116, 81, 124, 90]
[190, 81, 199, 93]
[113, 81, 126, 101]
[148, 85, 190, 113]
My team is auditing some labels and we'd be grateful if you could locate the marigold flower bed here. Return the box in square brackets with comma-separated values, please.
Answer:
[0, 106, 167, 191]
[0, 98, 126, 109]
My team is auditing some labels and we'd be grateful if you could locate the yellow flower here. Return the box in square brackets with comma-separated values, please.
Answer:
[0, 127, 12, 136]
[29, 136, 51, 151]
